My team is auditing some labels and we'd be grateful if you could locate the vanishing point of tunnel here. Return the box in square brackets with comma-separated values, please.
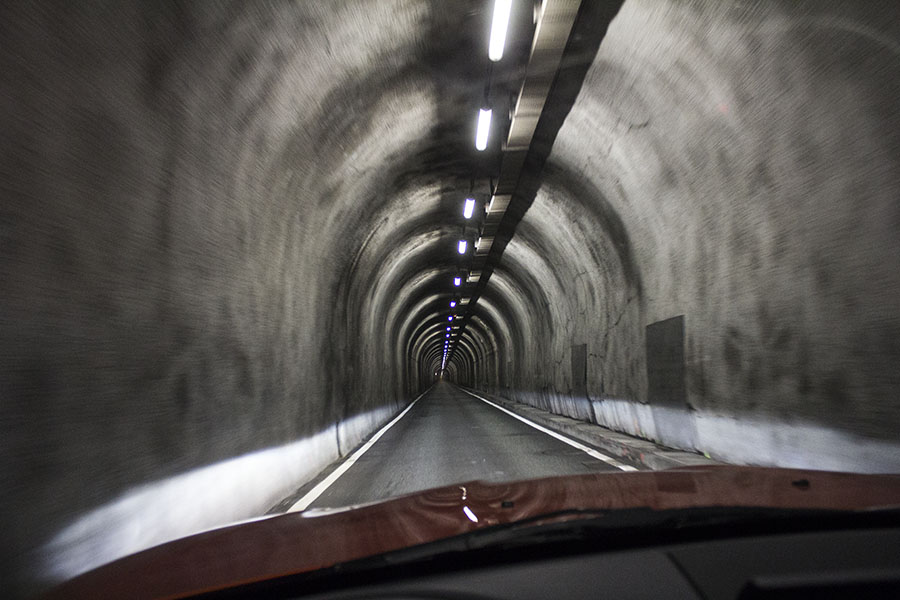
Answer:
[2, 0, 899, 595]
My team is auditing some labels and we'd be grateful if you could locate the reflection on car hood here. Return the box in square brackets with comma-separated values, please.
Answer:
[45, 466, 900, 599]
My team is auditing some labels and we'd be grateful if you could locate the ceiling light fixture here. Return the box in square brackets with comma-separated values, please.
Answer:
[489, 0, 512, 62]
[475, 108, 491, 151]
[463, 197, 475, 219]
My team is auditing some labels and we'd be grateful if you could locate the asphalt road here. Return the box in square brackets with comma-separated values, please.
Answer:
[307, 381, 621, 509]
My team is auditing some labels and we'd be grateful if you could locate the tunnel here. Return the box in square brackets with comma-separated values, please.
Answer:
[2, 0, 900, 595]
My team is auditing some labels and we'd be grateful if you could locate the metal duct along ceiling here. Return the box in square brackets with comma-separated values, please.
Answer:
[438, 0, 625, 375]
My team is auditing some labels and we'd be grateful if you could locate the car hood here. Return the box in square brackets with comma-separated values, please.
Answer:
[44, 465, 900, 599]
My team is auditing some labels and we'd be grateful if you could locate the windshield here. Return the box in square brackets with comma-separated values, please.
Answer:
[3, 1, 900, 598]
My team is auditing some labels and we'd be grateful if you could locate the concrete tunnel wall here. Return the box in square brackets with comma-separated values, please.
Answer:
[464, 0, 900, 474]
[0, 0, 484, 591]
[1, 0, 899, 594]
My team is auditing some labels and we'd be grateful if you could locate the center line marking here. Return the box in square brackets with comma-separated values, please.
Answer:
[459, 388, 638, 472]
[287, 387, 431, 512]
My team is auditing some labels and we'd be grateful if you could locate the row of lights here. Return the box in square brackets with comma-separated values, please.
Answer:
[475, 0, 511, 150]
[444, 0, 512, 371]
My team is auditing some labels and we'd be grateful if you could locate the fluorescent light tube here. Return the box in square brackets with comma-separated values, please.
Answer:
[489, 0, 512, 61]
[475, 108, 491, 151]
[463, 198, 475, 219]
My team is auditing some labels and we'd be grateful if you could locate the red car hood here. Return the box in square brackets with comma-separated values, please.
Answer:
[45, 466, 900, 599]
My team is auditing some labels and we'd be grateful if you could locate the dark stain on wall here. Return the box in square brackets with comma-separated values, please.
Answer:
[542, 161, 644, 298]
[724, 327, 742, 375]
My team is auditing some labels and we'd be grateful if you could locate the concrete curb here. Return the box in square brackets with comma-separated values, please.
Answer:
[467, 388, 720, 471]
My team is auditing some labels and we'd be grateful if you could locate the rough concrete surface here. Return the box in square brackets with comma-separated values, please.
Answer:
[1, 0, 899, 596]
[486, 0, 900, 472]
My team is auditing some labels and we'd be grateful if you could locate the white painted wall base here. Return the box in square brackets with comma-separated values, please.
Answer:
[505, 390, 900, 474]
[41, 402, 402, 584]
[591, 397, 900, 473]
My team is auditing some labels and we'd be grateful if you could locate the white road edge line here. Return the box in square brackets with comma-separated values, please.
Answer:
[460, 388, 638, 472]
[287, 388, 431, 513]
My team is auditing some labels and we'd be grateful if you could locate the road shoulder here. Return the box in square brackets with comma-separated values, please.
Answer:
[460, 386, 719, 470]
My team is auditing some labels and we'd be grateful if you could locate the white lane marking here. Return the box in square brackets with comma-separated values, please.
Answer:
[460, 388, 638, 472]
[288, 388, 431, 512]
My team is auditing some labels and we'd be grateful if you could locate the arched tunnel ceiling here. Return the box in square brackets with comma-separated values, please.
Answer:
[3, 0, 900, 594]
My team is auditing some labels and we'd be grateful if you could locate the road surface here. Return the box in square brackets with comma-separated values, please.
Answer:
[302, 381, 626, 509]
